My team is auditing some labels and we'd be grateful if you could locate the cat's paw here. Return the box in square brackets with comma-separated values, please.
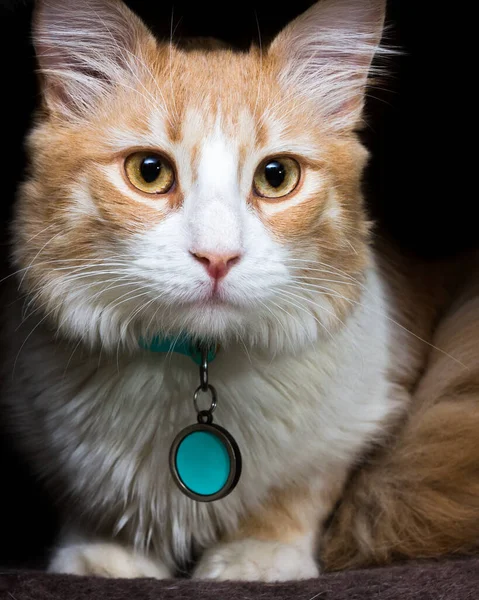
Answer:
[49, 541, 170, 579]
[193, 539, 319, 582]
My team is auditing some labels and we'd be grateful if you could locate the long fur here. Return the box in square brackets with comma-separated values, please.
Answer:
[322, 265, 479, 568]
[1, 0, 477, 582]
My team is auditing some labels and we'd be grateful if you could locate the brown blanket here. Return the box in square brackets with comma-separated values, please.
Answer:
[1, 558, 478, 600]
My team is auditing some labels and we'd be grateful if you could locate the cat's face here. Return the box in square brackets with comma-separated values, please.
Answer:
[13, 0, 385, 352]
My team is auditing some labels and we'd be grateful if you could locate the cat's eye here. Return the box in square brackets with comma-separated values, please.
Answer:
[124, 152, 174, 194]
[253, 157, 300, 199]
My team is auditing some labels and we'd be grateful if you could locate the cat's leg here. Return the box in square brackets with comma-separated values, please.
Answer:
[194, 479, 344, 582]
[48, 529, 171, 579]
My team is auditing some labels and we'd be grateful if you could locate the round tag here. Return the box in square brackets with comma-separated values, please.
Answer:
[169, 423, 242, 502]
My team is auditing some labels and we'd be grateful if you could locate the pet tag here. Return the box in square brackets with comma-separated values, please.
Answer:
[169, 411, 241, 501]
[169, 351, 242, 502]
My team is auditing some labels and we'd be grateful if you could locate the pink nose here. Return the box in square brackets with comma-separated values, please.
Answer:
[191, 251, 241, 280]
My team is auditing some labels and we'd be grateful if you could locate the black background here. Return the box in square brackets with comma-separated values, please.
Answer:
[0, 0, 476, 569]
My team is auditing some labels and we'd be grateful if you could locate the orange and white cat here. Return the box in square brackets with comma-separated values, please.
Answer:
[2, 0, 478, 581]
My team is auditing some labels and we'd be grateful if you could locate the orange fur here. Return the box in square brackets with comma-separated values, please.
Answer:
[232, 475, 348, 546]
[322, 250, 479, 569]
[16, 24, 371, 338]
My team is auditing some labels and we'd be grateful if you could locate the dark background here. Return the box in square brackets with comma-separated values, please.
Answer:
[0, 0, 476, 569]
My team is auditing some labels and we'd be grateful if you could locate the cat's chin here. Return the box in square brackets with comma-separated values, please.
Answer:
[142, 301, 321, 355]
[50, 289, 322, 356]
[163, 301, 251, 342]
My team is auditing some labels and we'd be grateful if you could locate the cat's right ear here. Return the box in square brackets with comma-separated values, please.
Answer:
[33, 0, 156, 118]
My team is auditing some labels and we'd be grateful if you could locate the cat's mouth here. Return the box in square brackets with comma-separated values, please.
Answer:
[192, 293, 234, 309]
[193, 280, 238, 307]
[184, 286, 251, 317]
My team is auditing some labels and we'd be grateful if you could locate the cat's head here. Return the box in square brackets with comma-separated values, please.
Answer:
[13, 0, 386, 353]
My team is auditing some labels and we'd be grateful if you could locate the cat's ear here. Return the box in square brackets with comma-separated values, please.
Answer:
[268, 0, 387, 131]
[33, 0, 156, 117]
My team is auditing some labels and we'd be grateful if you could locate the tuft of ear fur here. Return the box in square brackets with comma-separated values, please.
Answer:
[268, 0, 387, 131]
[33, 0, 156, 117]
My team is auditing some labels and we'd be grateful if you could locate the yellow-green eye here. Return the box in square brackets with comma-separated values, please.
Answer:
[125, 152, 174, 194]
[253, 157, 300, 199]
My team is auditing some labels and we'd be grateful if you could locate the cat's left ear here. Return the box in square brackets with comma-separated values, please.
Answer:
[268, 0, 387, 131]
[33, 0, 157, 118]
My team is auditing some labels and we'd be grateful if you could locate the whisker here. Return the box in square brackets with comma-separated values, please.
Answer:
[18, 231, 65, 290]
[279, 287, 347, 328]
[275, 291, 335, 342]
[285, 278, 467, 368]
[2, 258, 135, 288]
[290, 276, 359, 288]
[255, 297, 290, 356]
[21, 276, 133, 327]
[287, 280, 356, 297]
[235, 325, 253, 365]
[13, 307, 59, 378]
[24, 223, 56, 244]
[111, 290, 156, 370]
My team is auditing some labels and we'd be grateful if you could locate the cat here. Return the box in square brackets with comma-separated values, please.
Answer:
[1, 0, 478, 581]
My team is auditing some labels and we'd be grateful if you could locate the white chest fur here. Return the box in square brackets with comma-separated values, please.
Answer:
[5, 269, 395, 568]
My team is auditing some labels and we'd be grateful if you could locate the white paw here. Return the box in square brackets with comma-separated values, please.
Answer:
[193, 539, 319, 582]
[48, 541, 171, 579]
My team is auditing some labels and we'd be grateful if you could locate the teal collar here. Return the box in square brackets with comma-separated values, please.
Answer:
[139, 335, 217, 365]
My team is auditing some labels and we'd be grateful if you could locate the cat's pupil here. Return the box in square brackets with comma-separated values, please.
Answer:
[140, 156, 162, 183]
[264, 161, 286, 188]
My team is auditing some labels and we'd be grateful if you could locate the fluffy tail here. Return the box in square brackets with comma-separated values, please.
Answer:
[321, 278, 479, 570]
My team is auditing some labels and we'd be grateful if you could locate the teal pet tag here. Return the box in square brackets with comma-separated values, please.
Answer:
[169, 418, 242, 502]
